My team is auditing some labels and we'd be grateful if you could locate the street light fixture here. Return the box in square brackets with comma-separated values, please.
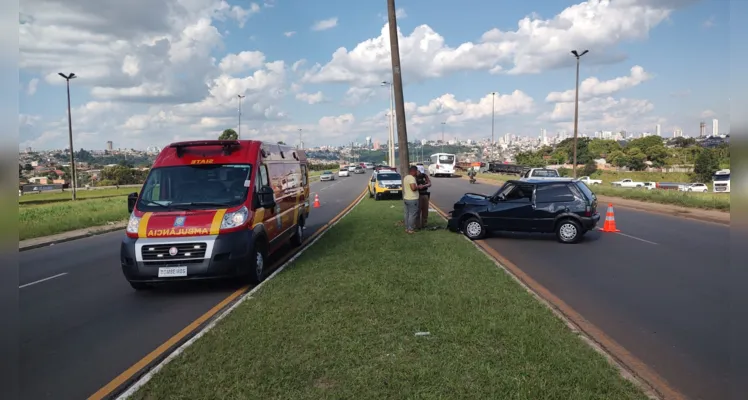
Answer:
[237, 94, 245, 139]
[58, 72, 78, 201]
[571, 49, 589, 178]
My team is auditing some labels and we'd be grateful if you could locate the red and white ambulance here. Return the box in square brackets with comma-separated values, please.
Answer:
[121, 140, 311, 290]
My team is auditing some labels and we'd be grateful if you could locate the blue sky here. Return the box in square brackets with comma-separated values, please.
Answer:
[18, 0, 730, 150]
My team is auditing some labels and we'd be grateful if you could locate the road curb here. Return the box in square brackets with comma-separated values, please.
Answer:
[19, 222, 128, 252]
[460, 175, 729, 226]
[90, 185, 370, 400]
[429, 201, 680, 400]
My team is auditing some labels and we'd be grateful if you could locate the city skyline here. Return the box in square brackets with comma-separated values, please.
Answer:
[19, 0, 729, 151]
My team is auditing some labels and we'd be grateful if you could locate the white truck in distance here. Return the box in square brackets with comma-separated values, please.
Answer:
[520, 168, 561, 180]
[578, 176, 602, 185]
[611, 179, 644, 188]
[712, 169, 730, 193]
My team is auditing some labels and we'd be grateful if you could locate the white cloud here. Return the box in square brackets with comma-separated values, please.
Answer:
[27, 78, 39, 95]
[219, 51, 267, 74]
[702, 15, 715, 29]
[701, 109, 716, 119]
[295, 91, 326, 105]
[545, 65, 652, 102]
[284, 31, 296, 37]
[396, 8, 407, 19]
[311, 17, 338, 31]
[302, 0, 688, 92]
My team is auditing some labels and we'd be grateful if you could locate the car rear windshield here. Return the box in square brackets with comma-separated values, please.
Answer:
[137, 164, 252, 211]
[574, 181, 596, 202]
[377, 173, 401, 181]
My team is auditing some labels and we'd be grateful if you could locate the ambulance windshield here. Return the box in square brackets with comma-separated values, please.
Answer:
[137, 164, 252, 211]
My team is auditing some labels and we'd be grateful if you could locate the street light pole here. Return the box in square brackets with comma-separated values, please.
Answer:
[59, 72, 78, 201]
[440, 122, 446, 154]
[571, 49, 588, 178]
[237, 94, 245, 139]
[298, 128, 303, 149]
[381, 81, 395, 166]
[491, 92, 496, 161]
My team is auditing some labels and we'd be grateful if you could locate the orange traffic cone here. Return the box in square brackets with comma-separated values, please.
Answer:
[600, 203, 621, 232]
[313, 193, 320, 208]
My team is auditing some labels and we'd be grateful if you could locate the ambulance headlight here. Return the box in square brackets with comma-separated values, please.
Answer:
[221, 206, 249, 229]
[126, 213, 141, 234]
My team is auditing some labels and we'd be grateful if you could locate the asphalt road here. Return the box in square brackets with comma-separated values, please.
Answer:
[19, 173, 369, 400]
[428, 176, 729, 400]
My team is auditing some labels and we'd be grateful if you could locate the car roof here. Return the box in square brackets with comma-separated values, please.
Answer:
[511, 178, 576, 185]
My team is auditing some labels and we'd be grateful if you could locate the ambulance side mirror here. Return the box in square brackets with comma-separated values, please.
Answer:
[127, 192, 138, 213]
[257, 185, 276, 209]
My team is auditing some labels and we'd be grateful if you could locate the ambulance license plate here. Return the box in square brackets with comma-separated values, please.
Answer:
[389, 190, 398, 194]
[158, 266, 187, 278]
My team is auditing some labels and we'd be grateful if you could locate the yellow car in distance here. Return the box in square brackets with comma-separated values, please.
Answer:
[368, 170, 403, 200]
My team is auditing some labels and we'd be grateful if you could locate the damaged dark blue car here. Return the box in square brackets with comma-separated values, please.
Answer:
[446, 178, 600, 244]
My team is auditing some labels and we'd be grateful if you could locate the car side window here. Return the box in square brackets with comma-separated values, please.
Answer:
[535, 184, 575, 203]
[300, 165, 308, 186]
[505, 184, 534, 201]
[255, 164, 269, 192]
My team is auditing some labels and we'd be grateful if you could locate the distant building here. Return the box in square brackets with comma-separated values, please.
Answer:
[106, 141, 113, 151]
[700, 122, 706, 137]
[712, 119, 719, 136]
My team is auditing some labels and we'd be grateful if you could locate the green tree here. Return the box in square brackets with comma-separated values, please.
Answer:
[646, 145, 670, 168]
[587, 139, 621, 159]
[23, 163, 33, 171]
[219, 128, 238, 140]
[693, 149, 720, 182]
[277, 141, 286, 145]
[625, 148, 647, 171]
[515, 151, 546, 167]
[582, 160, 598, 177]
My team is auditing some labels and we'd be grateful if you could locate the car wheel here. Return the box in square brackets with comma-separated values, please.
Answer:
[129, 281, 151, 291]
[375, 193, 381, 201]
[369, 189, 374, 198]
[462, 217, 485, 240]
[556, 219, 582, 244]
[290, 218, 304, 247]
[247, 241, 268, 284]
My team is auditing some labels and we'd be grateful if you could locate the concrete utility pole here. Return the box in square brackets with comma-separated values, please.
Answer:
[571, 49, 588, 178]
[237, 94, 245, 138]
[386, 0, 410, 173]
[59, 72, 78, 200]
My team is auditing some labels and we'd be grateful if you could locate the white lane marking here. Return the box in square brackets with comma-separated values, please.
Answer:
[19, 272, 68, 289]
[597, 228, 659, 245]
[116, 189, 368, 400]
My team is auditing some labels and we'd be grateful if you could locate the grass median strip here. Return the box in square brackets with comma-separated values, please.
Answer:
[19, 187, 136, 205]
[131, 198, 646, 400]
[19, 197, 129, 240]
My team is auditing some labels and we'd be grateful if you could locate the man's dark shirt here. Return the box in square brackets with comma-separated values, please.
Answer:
[416, 173, 429, 195]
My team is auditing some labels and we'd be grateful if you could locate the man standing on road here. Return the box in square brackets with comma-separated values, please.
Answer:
[402, 166, 422, 234]
[415, 165, 431, 229]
